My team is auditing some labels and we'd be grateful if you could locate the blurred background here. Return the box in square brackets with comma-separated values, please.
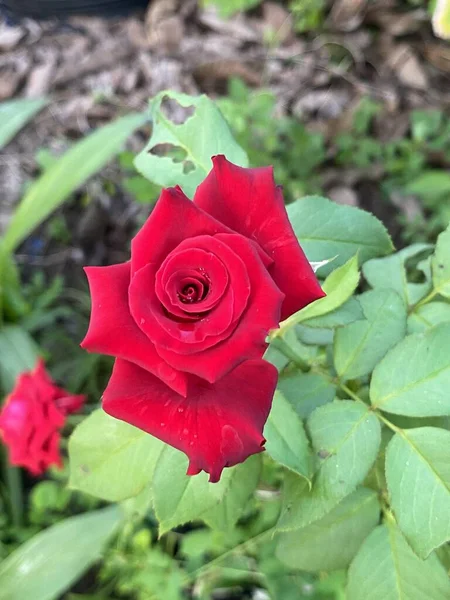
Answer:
[0, 1, 450, 599]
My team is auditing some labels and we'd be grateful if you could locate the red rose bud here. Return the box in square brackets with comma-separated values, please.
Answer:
[0, 359, 86, 475]
[81, 156, 325, 482]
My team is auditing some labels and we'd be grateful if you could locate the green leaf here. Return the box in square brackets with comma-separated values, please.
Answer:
[277, 254, 360, 332]
[404, 170, 450, 200]
[152, 445, 233, 535]
[362, 244, 433, 307]
[276, 487, 380, 572]
[134, 91, 248, 198]
[264, 391, 312, 480]
[203, 0, 260, 18]
[277, 401, 381, 531]
[407, 301, 450, 333]
[0, 326, 39, 394]
[287, 196, 393, 275]
[278, 372, 336, 419]
[0, 98, 47, 150]
[203, 455, 261, 532]
[0, 506, 121, 600]
[1, 113, 145, 255]
[303, 297, 364, 329]
[69, 409, 164, 502]
[334, 289, 407, 381]
[432, 224, 450, 298]
[370, 324, 450, 416]
[347, 523, 450, 600]
[386, 427, 450, 558]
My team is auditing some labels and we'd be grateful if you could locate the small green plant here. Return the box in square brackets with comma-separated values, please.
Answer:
[217, 79, 325, 200]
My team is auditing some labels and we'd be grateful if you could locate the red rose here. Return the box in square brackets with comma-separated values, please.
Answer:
[0, 359, 85, 475]
[82, 156, 324, 482]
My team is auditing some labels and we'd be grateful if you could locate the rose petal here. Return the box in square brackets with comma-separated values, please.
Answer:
[102, 357, 278, 482]
[129, 235, 250, 354]
[81, 262, 187, 397]
[194, 155, 325, 319]
[156, 233, 284, 382]
[131, 186, 232, 276]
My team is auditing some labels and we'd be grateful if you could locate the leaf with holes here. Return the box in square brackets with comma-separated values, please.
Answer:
[386, 427, 450, 558]
[334, 289, 407, 381]
[135, 91, 248, 198]
[264, 391, 312, 480]
[276, 487, 380, 572]
[287, 196, 393, 276]
[347, 523, 450, 600]
[370, 324, 450, 417]
[69, 410, 164, 502]
[277, 401, 381, 531]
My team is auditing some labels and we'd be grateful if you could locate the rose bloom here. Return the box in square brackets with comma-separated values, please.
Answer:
[82, 156, 324, 482]
[0, 359, 85, 475]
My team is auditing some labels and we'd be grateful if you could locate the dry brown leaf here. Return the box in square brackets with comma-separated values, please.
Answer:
[330, 0, 367, 32]
[387, 44, 428, 89]
[423, 43, 450, 73]
[261, 2, 294, 45]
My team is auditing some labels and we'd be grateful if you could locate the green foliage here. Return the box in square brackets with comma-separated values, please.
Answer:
[287, 196, 394, 274]
[289, 0, 327, 32]
[2, 87, 450, 600]
[217, 80, 325, 201]
[276, 487, 380, 572]
[333, 289, 407, 381]
[0, 326, 40, 393]
[264, 391, 312, 480]
[0, 507, 121, 600]
[202, 0, 260, 18]
[0, 98, 47, 150]
[386, 427, 450, 558]
[347, 523, 450, 600]
[278, 401, 381, 531]
[1, 113, 146, 256]
[370, 324, 450, 417]
[69, 410, 164, 502]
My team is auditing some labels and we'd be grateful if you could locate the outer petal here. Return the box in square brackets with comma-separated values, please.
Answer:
[131, 186, 232, 276]
[156, 233, 284, 382]
[194, 155, 325, 319]
[103, 357, 278, 482]
[81, 262, 187, 397]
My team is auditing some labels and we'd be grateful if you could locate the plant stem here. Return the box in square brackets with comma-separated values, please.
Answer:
[3, 458, 24, 528]
[411, 288, 437, 312]
[271, 337, 310, 372]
